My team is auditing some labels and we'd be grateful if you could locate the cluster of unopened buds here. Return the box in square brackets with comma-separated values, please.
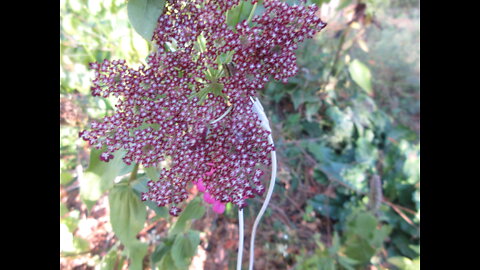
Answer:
[80, 0, 326, 216]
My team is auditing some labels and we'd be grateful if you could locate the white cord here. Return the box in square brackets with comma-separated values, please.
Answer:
[248, 97, 277, 270]
[237, 209, 244, 270]
[216, 97, 276, 270]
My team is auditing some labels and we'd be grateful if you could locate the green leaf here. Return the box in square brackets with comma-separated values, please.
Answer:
[226, 1, 253, 28]
[128, 241, 149, 270]
[73, 237, 90, 252]
[310, 0, 332, 7]
[109, 183, 147, 246]
[144, 166, 160, 180]
[328, 232, 341, 255]
[343, 211, 390, 264]
[60, 202, 69, 217]
[80, 148, 130, 211]
[171, 231, 201, 269]
[388, 256, 420, 270]
[305, 102, 320, 122]
[61, 216, 80, 233]
[98, 247, 125, 270]
[157, 253, 181, 270]
[350, 212, 377, 239]
[169, 198, 205, 235]
[349, 59, 373, 95]
[355, 136, 378, 165]
[127, 0, 166, 41]
[60, 171, 74, 185]
[151, 241, 171, 265]
[132, 177, 169, 218]
[304, 142, 334, 163]
[337, 255, 358, 270]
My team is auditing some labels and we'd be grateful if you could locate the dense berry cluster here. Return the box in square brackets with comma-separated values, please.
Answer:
[80, 0, 326, 215]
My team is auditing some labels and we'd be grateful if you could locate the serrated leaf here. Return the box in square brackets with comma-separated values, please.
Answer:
[127, 0, 166, 41]
[109, 184, 147, 246]
[337, 255, 358, 269]
[80, 148, 130, 210]
[169, 199, 205, 235]
[328, 232, 341, 255]
[349, 59, 373, 95]
[351, 212, 377, 239]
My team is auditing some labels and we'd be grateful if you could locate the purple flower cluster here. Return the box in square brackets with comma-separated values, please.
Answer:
[80, 0, 326, 216]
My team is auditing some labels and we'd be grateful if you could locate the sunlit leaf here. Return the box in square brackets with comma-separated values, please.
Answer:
[171, 231, 200, 269]
[60, 171, 74, 185]
[98, 247, 125, 270]
[60, 223, 75, 253]
[73, 237, 90, 253]
[169, 198, 205, 235]
[60, 202, 69, 217]
[388, 256, 420, 270]
[80, 148, 129, 210]
[128, 241, 149, 270]
[109, 183, 147, 246]
[226, 1, 253, 28]
[349, 59, 373, 95]
[127, 0, 166, 41]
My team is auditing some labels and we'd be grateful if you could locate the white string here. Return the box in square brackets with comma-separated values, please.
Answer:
[237, 209, 244, 270]
[212, 98, 276, 270]
[248, 97, 277, 270]
[210, 105, 245, 270]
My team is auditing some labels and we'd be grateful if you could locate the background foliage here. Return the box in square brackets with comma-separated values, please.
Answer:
[60, 0, 419, 269]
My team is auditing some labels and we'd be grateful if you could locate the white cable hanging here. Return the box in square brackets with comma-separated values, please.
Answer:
[237, 209, 244, 270]
[210, 105, 245, 270]
[211, 98, 276, 270]
[246, 96, 277, 270]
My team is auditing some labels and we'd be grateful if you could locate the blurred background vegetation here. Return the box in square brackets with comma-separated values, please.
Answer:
[60, 0, 419, 269]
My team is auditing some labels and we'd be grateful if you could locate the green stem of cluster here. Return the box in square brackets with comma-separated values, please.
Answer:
[247, 3, 258, 24]
[129, 163, 140, 183]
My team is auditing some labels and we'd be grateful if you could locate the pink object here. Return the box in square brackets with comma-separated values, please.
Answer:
[206, 162, 215, 166]
[212, 201, 226, 214]
[203, 192, 216, 204]
[205, 168, 216, 176]
[196, 178, 206, 192]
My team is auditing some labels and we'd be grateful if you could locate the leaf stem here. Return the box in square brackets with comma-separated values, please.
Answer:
[129, 163, 140, 183]
[247, 3, 258, 24]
